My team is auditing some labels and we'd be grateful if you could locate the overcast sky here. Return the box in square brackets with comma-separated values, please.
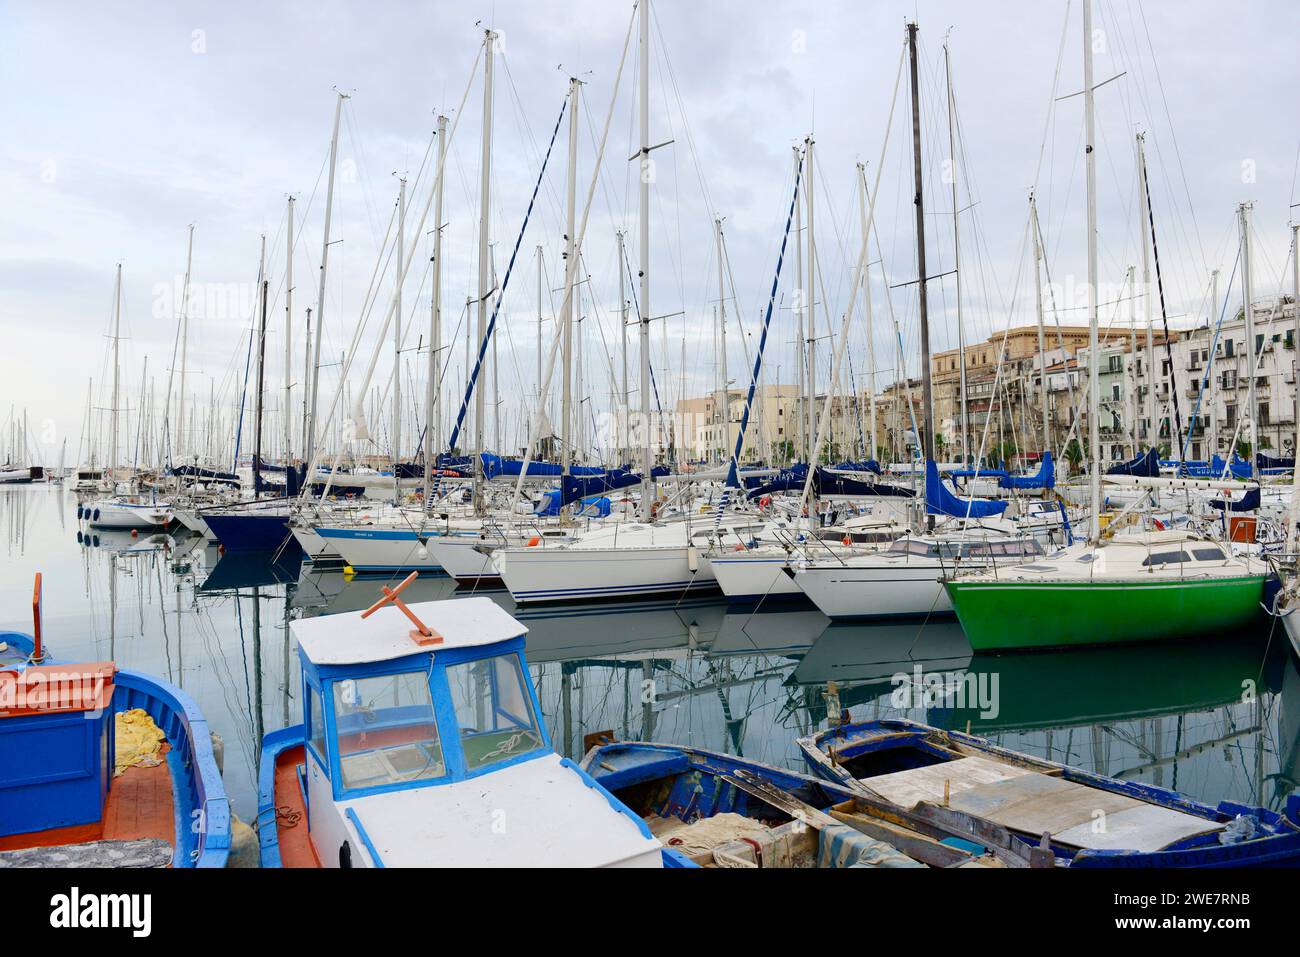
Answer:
[2, 0, 1296, 465]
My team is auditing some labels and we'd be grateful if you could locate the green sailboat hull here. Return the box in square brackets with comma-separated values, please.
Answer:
[945, 575, 1266, 652]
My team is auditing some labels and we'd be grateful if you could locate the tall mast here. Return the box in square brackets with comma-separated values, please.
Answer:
[1082, 0, 1101, 540]
[715, 217, 729, 464]
[177, 225, 194, 465]
[1209, 269, 1219, 457]
[394, 175, 406, 500]
[306, 91, 347, 468]
[1287, 223, 1300, 556]
[284, 196, 295, 467]
[110, 262, 122, 476]
[793, 145, 806, 459]
[805, 136, 817, 458]
[254, 235, 269, 498]
[1292, 225, 1300, 432]
[945, 41, 967, 463]
[473, 28, 496, 515]
[562, 75, 580, 475]
[617, 230, 628, 453]
[906, 21, 934, 463]
[301, 307, 312, 458]
[1138, 132, 1155, 450]
[424, 114, 448, 513]
[536, 244, 545, 418]
[857, 163, 878, 461]
[1031, 194, 1049, 454]
[637, 0, 654, 519]
[1125, 264, 1137, 456]
[1240, 202, 1256, 460]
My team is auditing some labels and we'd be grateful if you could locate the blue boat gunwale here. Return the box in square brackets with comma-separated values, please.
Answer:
[798, 717, 1300, 866]
[0, 630, 231, 868]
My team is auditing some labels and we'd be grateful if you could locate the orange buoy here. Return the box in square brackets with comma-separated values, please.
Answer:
[841, 536, 852, 547]
[131, 529, 139, 538]
[527, 536, 541, 547]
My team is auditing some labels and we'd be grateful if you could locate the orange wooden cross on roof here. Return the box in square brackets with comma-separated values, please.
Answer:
[360, 571, 443, 646]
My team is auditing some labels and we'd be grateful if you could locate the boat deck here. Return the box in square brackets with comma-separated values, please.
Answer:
[861, 755, 1223, 853]
[272, 744, 322, 868]
[0, 746, 175, 861]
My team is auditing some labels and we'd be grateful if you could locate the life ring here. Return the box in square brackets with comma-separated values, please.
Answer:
[526, 536, 541, 547]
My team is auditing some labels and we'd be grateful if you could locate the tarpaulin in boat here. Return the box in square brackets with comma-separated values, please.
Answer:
[1209, 486, 1261, 513]
[925, 459, 1008, 519]
[1107, 448, 1160, 477]
[817, 823, 925, 869]
[999, 452, 1055, 490]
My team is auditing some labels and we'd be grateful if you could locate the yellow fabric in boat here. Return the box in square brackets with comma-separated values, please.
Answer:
[114, 708, 166, 777]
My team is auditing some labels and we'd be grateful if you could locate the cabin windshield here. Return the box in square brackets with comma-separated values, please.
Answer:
[446, 653, 544, 773]
[332, 671, 446, 791]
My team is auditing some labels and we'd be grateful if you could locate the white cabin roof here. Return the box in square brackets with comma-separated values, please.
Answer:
[292, 596, 527, 666]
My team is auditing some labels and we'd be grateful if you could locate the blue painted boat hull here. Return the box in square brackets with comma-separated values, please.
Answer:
[0, 631, 231, 867]
[202, 511, 301, 557]
[798, 718, 1300, 868]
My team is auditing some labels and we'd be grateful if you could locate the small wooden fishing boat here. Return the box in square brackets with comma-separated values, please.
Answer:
[798, 718, 1300, 867]
[258, 574, 664, 867]
[582, 740, 1048, 868]
[0, 575, 230, 867]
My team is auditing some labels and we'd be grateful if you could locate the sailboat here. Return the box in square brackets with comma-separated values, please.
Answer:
[943, 0, 1267, 652]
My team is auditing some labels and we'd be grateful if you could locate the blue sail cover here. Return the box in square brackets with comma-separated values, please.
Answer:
[1209, 486, 1261, 513]
[1256, 452, 1294, 475]
[999, 452, 1055, 490]
[1107, 448, 1160, 477]
[171, 465, 240, 487]
[744, 465, 915, 500]
[535, 491, 612, 517]
[831, 460, 883, 476]
[1207, 454, 1254, 480]
[559, 469, 645, 506]
[925, 460, 1007, 519]
[478, 453, 608, 481]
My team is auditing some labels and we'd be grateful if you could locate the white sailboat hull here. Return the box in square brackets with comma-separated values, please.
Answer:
[708, 552, 802, 602]
[427, 537, 502, 582]
[1283, 608, 1300, 663]
[795, 561, 952, 619]
[316, 527, 444, 572]
[499, 542, 718, 604]
[85, 500, 173, 530]
[290, 524, 342, 563]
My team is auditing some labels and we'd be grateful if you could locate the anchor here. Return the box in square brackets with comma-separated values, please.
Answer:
[359, 571, 443, 646]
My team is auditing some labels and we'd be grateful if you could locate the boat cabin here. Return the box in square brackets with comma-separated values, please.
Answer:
[267, 584, 662, 867]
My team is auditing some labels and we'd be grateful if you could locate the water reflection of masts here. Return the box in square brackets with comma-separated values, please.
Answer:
[252, 584, 263, 746]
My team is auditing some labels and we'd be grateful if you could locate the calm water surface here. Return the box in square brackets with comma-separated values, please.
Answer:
[2, 484, 1297, 823]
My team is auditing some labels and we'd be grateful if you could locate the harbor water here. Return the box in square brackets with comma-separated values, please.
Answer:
[3, 483, 1297, 824]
